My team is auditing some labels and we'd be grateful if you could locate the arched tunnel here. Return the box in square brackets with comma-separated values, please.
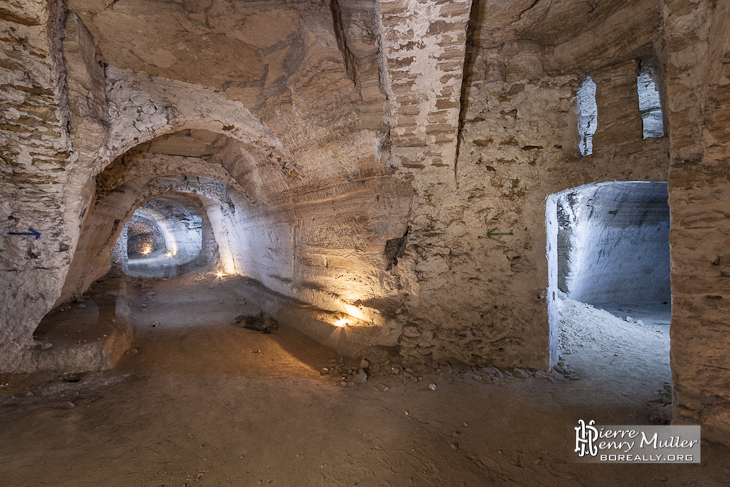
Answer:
[115, 195, 215, 278]
[2, 0, 730, 482]
[35, 125, 413, 372]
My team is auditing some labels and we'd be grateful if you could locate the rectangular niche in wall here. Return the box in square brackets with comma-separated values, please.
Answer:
[637, 61, 665, 139]
[577, 76, 597, 157]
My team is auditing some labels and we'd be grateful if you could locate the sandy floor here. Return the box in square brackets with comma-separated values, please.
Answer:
[557, 294, 673, 424]
[127, 250, 201, 278]
[0, 272, 728, 486]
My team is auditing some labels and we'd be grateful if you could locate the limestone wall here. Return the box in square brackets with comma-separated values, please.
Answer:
[0, 0, 76, 371]
[378, 0, 471, 170]
[661, 0, 730, 446]
[0, 0, 670, 373]
[392, 2, 671, 366]
[126, 216, 166, 257]
[558, 182, 671, 306]
[0, 0, 729, 446]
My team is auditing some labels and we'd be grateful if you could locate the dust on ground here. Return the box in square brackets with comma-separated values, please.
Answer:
[0, 271, 727, 486]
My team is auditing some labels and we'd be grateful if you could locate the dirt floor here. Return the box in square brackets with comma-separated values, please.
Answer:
[557, 294, 674, 424]
[1, 270, 728, 486]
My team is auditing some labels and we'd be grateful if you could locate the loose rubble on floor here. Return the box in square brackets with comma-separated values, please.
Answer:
[319, 353, 579, 390]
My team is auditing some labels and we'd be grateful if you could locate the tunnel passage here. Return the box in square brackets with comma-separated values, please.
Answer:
[555, 181, 671, 307]
[41, 124, 412, 371]
[126, 214, 166, 259]
[111, 196, 215, 278]
[547, 181, 672, 385]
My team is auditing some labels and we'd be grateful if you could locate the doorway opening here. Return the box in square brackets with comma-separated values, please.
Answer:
[113, 197, 214, 278]
[547, 181, 672, 418]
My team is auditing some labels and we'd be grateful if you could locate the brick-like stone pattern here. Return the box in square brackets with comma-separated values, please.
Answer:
[394, 72, 669, 370]
[661, 0, 730, 446]
[0, 0, 76, 372]
[0, 2, 409, 371]
[378, 0, 471, 169]
[0, 4, 728, 453]
[592, 60, 643, 148]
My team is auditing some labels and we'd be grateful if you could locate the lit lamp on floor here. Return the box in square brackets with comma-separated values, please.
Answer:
[330, 312, 355, 329]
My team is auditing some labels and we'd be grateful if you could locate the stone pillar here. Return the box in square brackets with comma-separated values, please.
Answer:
[592, 60, 643, 152]
[110, 224, 128, 269]
[378, 0, 472, 169]
[0, 0, 75, 372]
[662, 0, 730, 446]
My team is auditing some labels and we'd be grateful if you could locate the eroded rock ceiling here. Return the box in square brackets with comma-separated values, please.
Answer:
[66, 0, 382, 113]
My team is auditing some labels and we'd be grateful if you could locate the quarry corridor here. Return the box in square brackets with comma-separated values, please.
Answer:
[2, 0, 730, 484]
[1, 268, 728, 486]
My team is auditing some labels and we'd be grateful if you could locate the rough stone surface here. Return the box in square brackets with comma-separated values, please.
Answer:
[378, 0, 471, 170]
[0, 0, 728, 446]
[0, 0, 75, 372]
[557, 182, 671, 306]
[661, 0, 730, 446]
